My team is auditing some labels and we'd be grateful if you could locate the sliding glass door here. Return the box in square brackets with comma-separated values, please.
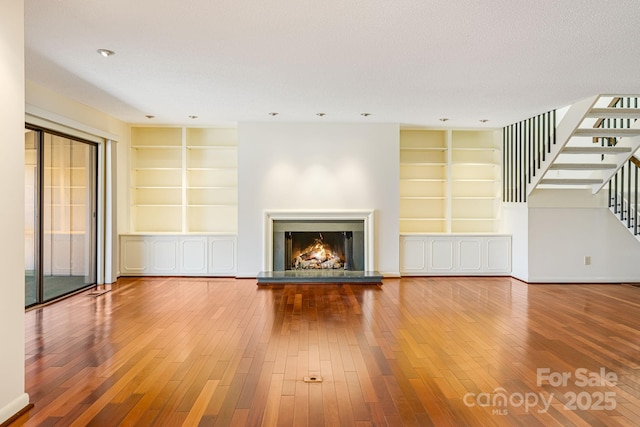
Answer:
[25, 127, 98, 306]
[25, 130, 38, 306]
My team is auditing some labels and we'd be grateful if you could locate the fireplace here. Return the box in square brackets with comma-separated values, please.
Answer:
[273, 220, 364, 271]
[263, 210, 375, 272]
[287, 231, 353, 270]
[285, 230, 359, 271]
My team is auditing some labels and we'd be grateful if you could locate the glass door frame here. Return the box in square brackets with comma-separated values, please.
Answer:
[24, 127, 43, 306]
[25, 124, 99, 307]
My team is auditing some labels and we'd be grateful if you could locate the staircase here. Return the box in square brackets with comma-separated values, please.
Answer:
[503, 94, 640, 238]
[527, 95, 640, 195]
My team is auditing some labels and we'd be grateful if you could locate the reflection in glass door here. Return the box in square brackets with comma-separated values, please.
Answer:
[24, 130, 38, 306]
[25, 127, 98, 306]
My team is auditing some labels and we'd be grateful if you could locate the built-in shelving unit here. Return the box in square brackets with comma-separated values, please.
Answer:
[130, 127, 183, 232]
[129, 127, 238, 233]
[125, 126, 238, 276]
[451, 130, 502, 233]
[399, 128, 507, 275]
[399, 129, 501, 233]
[400, 130, 448, 233]
[186, 128, 238, 233]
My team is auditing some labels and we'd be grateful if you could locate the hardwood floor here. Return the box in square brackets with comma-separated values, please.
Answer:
[11, 276, 640, 426]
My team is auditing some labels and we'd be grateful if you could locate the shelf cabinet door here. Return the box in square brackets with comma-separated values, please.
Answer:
[208, 236, 236, 276]
[486, 236, 512, 273]
[120, 236, 149, 274]
[149, 237, 179, 274]
[120, 234, 238, 277]
[400, 237, 428, 273]
[457, 239, 483, 272]
[400, 234, 511, 276]
[428, 238, 456, 272]
[180, 236, 208, 275]
[119, 235, 184, 276]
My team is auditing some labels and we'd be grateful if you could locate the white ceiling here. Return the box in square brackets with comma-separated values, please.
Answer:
[24, 0, 640, 128]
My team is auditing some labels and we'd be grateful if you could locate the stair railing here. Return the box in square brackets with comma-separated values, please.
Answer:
[595, 97, 638, 156]
[609, 156, 640, 237]
[604, 97, 640, 237]
[503, 110, 556, 202]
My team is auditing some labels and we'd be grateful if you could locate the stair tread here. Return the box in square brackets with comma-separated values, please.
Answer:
[574, 128, 640, 137]
[540, 178, 604, 185]
[587, 108, 640, 119]
[562, 146, 632, 154]
[549, 163, 617, 170]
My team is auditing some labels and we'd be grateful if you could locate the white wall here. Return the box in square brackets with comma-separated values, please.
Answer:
[509, 189, 640, 283]
[0, 0, 30, 423]
[501, 203, 528, 281]
[25, 81, 129, 139]
[528, 207, 640, 282]
[237, 122, 400, 277]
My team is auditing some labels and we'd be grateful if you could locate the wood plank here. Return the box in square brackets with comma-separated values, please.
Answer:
[12, 277, 640, 426]
[181, 379, 219, 426]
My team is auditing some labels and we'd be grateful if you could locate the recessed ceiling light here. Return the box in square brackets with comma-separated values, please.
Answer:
[439, 118, 449, 122]
[97, 49, 115, 57]
[188, 115, 198, 119]
[269, 112, 279, 116]
[360, 113, 371, 117]
[479, 119, 489, 123]
[316, 113, 326, 117]
[145, 115, 155, 119]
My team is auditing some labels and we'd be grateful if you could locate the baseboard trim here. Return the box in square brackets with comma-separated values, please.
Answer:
[0, 394, 31, 426]
[526, 276, 638, 283]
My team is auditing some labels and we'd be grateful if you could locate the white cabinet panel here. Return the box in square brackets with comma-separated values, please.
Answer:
[458, 239, 482, 271]
[400, 234, 511, 276]
[429, 239, 455, 272]
[486, 237, 512, 272]
[120, 237, 148, 274]
[400, 238, 427, 272]
[120, 234, 237, 276]
[209, 237, 236, 275]
[150, 239, 179, 274]
[181, 237, 208, 275]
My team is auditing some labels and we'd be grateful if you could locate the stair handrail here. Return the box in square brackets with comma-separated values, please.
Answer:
[609, 154, 640, 237]
[504, 95, 640, 201]
[592, 96, 623, 146]
[605, 97, 640, 237]
[525, 95, 600, 197]
[592, 96, 640, 194]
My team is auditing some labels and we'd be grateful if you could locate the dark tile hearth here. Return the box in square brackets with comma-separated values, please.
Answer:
[256, 270, 383, 284]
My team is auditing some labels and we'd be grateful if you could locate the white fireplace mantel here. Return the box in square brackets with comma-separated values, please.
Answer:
[263, 209, 375, 272]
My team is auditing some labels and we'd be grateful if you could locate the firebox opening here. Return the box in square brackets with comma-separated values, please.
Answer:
[271, 218, 365, 272]
[286, 231, 353, 270]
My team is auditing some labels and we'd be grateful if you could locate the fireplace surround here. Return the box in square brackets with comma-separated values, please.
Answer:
[263, 210, 375, 272]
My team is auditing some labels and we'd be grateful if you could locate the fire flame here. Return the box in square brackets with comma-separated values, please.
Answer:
[293, 233, 343, 269]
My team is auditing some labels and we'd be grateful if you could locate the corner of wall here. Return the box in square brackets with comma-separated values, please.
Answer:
[0, 0, 28, 423]
[501, 202, 529, 282]
[0, 394, 30, 426]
